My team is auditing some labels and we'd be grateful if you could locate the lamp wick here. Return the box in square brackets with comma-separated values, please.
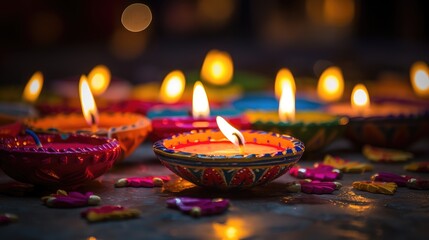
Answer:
[232, 132, 245, 154]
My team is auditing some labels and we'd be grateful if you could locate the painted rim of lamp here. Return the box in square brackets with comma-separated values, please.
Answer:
[25, 112, 152, 138]
[0, 134, 120, 155]
[329, 98, 429, 121]
[153, 129, 305, 165]
[245, 111, 349, 127]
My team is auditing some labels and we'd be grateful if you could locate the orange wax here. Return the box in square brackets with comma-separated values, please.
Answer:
[174, 141, 283, 156]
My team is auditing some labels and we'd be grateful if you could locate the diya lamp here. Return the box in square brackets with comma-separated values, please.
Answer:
[153, 116, 305, 189]
[232, 68, 323, 112]
[0, 71, 42, 119]
[26, 75, 151, 161]
[325, 82, 429, 148]
[150, 81, 249, 141]
[245, 70, 348, 152]
[0, 130, 121, 188]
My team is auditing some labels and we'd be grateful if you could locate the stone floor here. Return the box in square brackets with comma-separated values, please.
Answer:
[1, 139, 429, 240]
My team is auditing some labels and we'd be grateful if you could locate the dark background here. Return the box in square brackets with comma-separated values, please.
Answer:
[0, 0, 428, 87]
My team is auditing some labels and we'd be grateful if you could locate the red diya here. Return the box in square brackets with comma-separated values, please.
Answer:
[26, 76, 151, 161]
[325, 83, 429, 148]
[150, 81, 250, 141]
[153, 117, 305, 190]
[0, 133, 121, 188]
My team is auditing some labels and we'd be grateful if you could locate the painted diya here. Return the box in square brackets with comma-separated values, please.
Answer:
[245, 111, 348, 152]
[0, 133, 121, 188]
[25, 112, 151, 160]
[153, 128, 305, 190]
[326, 84, 429, 148]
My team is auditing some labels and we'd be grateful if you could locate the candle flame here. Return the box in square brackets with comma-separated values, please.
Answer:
[274, 68, 296, 99]
[410, 61, 429, 97]
[79, 75, 99, 129]
[201, 50, 233, 86]
[192, 81, 210, 118]
[317, 66, 344, 102]
[88, 65, 111, 96]
[216, 116, 245, 152]
[159, 70, 186, 104]
[22, 71, 43, 103]
[279, 81, 295, 122]
[351, 83, 370, 113]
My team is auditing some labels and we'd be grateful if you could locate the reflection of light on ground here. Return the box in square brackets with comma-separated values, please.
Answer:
[332, 189, 373, 213]
[213, 218, 251, 240]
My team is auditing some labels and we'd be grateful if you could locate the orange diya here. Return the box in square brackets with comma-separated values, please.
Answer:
[153, 116, 305, 190]
[26, 76, 151, 161]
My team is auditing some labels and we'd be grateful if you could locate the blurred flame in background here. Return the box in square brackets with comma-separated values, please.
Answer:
[317, 66, 344, 102]
[121, 3, 152, 32]
[307, 0, 355, 27]
[410, 61, 429, 97]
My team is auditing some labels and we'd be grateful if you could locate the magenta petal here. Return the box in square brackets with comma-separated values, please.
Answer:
[407, 179, 429, 190]
[300, 181, 337, 194]
[50, 195, 88, 207]
[372, 172, 410, 186]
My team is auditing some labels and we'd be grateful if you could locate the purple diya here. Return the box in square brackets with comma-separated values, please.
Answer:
[326, 97, 429, 148]
[25, 112, 151, 161]
[153, 129, 305, 190]
[0, 133, 121, 188]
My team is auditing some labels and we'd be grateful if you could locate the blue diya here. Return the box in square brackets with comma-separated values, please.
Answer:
[153, 129, 305, 190]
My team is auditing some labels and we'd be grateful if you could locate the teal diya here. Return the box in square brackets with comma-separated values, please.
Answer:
[153, 116, 305, 190]
[244, 79, 347, 152]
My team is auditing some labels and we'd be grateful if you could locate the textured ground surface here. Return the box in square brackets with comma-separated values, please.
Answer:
[1, 139, 428, 240]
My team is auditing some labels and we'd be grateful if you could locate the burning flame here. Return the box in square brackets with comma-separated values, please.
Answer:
[88, 65, 111, 96]
[275, 68, 296, 99]
[22, 71, 43, 103]
[79, 75, 99, 129]
[159, 70, 186, 104]
[351, 83, 370, 113]
[279, 81, 295, 122]
[216, 116, 245, 152]
[201, 50, 233, 86]
[410, 61, 429, 97]
[192, 81, 210, 118]
[317, 66, 344, 102]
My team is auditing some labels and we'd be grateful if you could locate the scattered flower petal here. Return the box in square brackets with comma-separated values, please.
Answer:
[404, 162, 429, 172]
[362, 145, 413, 162]
[285, 180, 341, 194]
[371, 172, 412, 187]
[0, 213, 18, 225]
[289, 165, 341, 181]
[115, 176, 171, 188]
[406, 178, 429, 190]
[81, 205, 141, 222]
[352, 181, 397, 195]
[321, 155, 373, 173]
[166, 197, 230, 217]
[41, 190, 101, 208]
[162, 177, 196, 193]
